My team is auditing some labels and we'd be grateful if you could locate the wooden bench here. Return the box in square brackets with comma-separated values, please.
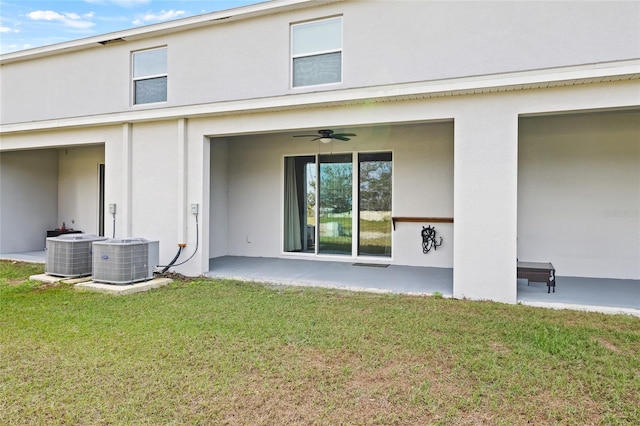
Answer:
[517, 261, 556, 293]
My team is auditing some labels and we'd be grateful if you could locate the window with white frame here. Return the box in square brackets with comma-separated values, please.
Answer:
[291, 17, 342, 88]
[132, 47, 167, 105]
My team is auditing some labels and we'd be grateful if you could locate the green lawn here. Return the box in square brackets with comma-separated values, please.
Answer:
[1, 260, 639, 425]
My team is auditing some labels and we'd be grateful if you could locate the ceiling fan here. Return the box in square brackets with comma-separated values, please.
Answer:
[293, 129, 357, 143]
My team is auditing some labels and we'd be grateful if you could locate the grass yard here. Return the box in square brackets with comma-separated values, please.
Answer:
[1, 260, 639, 425]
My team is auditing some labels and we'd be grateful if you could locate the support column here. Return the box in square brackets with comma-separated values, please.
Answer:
[201, 136, 211, 271]
[453, 102, 518, 303]
[182, 122, 209, 276]
[177, 118, 188, 244]
[164, 119, 209, 276]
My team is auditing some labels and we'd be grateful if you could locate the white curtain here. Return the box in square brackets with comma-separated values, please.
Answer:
[284, 158, 302, 251]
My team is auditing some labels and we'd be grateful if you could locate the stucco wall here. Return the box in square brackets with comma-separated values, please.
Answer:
[2, 1, 638, 124]
[210, 139, 229, 258]
[217, 121, 454, 267]
[344, 1, 639, 87]
[518, 111, 640, 279]
[1, 47, 130, 124]
[0, 149, 58, 253]
[58, 145, 105, 236]
[129, 121, 182, 265]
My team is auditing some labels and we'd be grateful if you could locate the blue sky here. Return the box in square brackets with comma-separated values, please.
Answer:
[0, 0, 264, 54]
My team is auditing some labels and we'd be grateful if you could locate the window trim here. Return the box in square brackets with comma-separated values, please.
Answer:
[131, 46, 168, 106]
[290, 16, 343, 89]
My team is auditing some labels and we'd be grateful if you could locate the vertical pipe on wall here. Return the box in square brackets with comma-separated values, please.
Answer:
[177, 118, 188, 244]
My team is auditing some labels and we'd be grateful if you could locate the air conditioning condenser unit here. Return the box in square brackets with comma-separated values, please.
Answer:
[92, 238, 159, 285]
[45, 234, 107, 278]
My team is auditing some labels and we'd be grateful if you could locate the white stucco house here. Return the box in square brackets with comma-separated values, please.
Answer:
[1, 0, 638, 304]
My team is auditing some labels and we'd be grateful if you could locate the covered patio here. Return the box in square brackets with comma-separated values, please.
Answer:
[205, 256, 640, 317]
[2, 252, 638, 317]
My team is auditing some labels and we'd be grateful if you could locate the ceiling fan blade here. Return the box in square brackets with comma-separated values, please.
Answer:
[293, 130, 356, 141]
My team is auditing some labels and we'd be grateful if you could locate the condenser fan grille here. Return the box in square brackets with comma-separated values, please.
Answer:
[45, 234, 107, 278]
[92, 238, 159, 285]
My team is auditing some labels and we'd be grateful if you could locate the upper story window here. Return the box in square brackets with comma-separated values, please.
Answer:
[291, 17, 342, 88]
[132, 47, 167, 105]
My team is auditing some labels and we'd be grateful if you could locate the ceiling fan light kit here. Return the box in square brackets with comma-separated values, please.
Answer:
[293, 129, 357, 142]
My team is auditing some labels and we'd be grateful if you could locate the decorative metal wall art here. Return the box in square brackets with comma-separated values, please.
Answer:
[421, 225, 443, 254]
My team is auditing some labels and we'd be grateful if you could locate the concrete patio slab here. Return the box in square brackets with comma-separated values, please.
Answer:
[74, 278, 173, 295]
[3, 251, 638, 316]
[207, 256, 453, 297]
[29, 274, 93, 284]
[517, 277, 640, 317]
[29, 273, 64, 283]
[27, 271, 173, 295]
[3, 251, 46, 264]
[208, 256, 640, 317]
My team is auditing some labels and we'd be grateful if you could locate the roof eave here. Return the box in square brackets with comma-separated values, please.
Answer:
[0, 0, 337, 65]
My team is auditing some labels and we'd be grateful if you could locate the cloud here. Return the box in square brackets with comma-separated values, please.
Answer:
[132, 9, 186, 25]
[27, 10, 65, 21]
[26, 10, 96, 30]
[84, 0, 151, 7]
[112, 0, 152, 6]
[8, 43, 32, 50]
[0, 26, 20, 34]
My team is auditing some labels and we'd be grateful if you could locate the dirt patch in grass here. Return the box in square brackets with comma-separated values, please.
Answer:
[592, 337, 621, 353]
[219, 348, 471, 425]
[33, 282, 62, 291]
[489, 341, 511, 354]
[155, 271, 199, 282]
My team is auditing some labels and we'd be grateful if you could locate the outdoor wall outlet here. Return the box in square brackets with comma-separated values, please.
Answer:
[191, 203, 199, 215]
[109, 203, 116, 214]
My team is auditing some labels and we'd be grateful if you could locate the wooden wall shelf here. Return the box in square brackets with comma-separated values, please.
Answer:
[391, 217, 454, 230]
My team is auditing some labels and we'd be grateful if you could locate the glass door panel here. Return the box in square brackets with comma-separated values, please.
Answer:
[358, 153, 392, 257]
[304, 162, 316, 252]
[318, 154, 352, 255]
[284, 156, 316, 253]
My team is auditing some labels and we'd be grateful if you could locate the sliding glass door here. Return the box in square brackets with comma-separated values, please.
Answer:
[285, 152, 392, 257]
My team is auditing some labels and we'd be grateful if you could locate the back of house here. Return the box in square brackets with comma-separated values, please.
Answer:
[1, 0, 638, 303]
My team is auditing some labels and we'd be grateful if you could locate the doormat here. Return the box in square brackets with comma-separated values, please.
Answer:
[353, 263, 389, 268]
